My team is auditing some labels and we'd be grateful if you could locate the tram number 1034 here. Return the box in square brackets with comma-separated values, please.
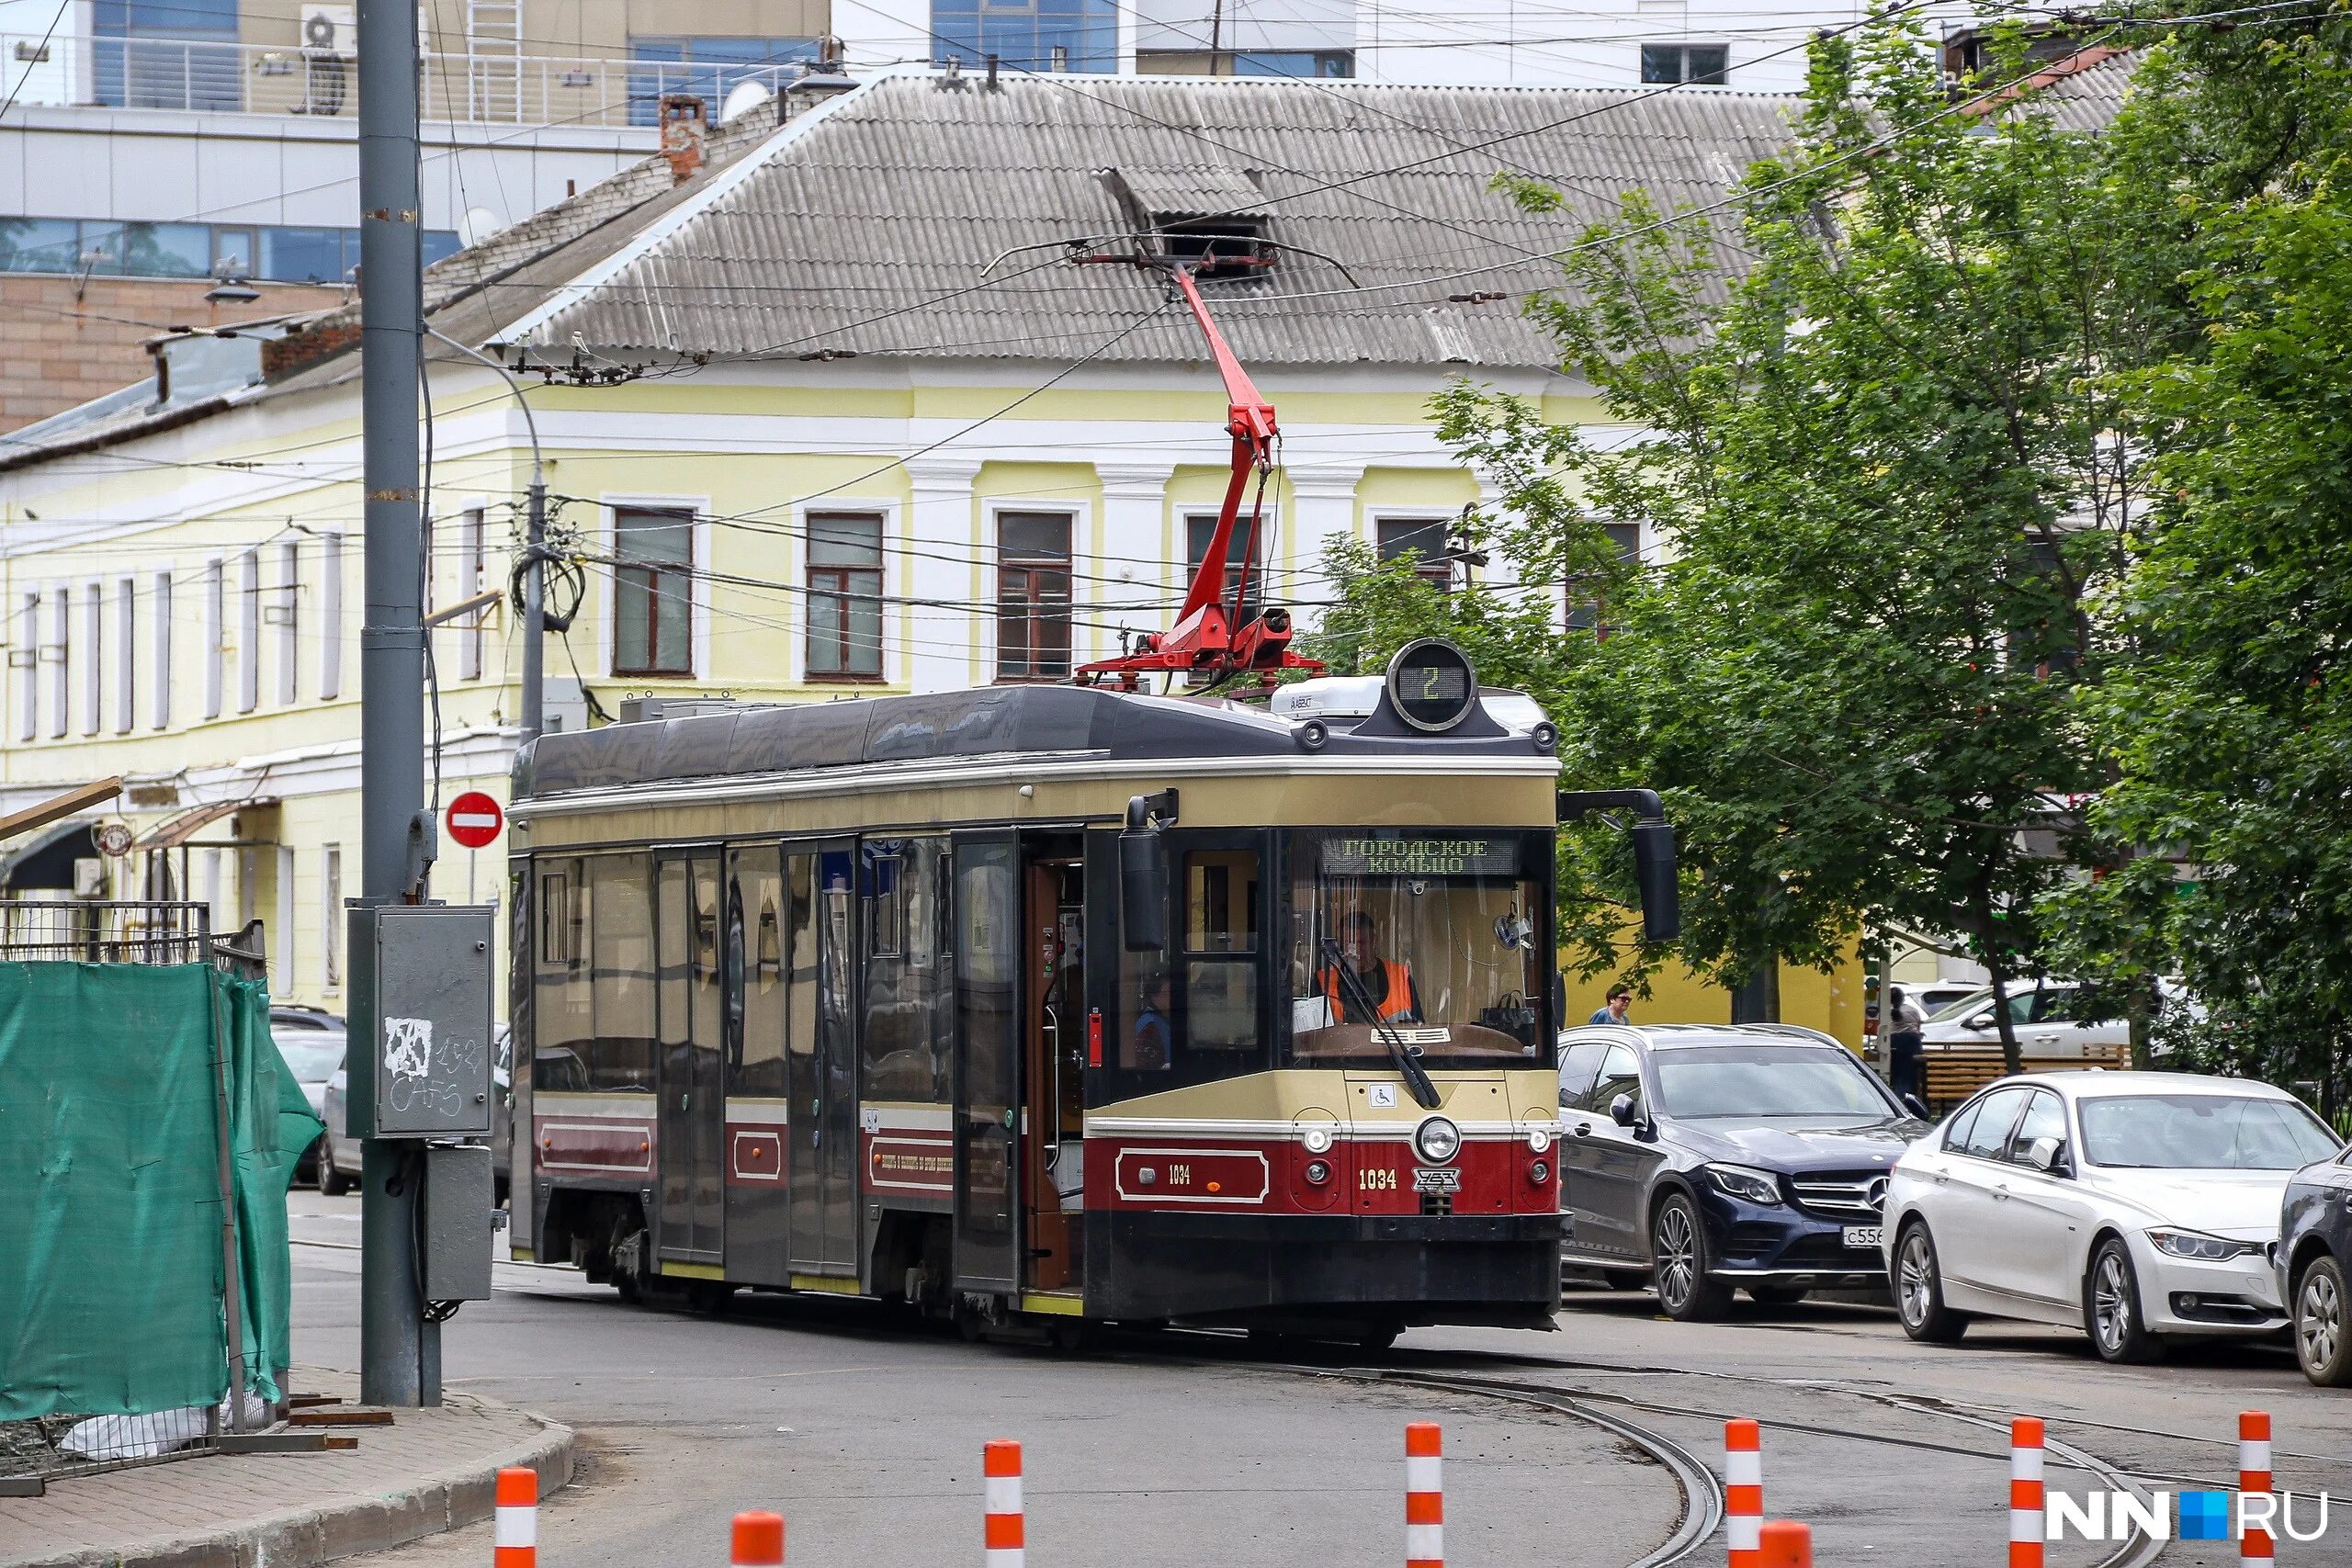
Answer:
[1360, 1168, 1398, 1192]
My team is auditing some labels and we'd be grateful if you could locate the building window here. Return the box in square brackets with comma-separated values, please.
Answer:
[626, 36, 820, 127]
[612, 506, 695, 677]
[1185, 512, 1267, 623]
[458, 509, 485, 682]
[1566, 522, 1644, 637]
[1640, 44, 1729, 85]
[153, 570, 173, 728]
[272, 541, 300, 705]
[80, 580, 101, 735]
[0, 215, 458, 280]
[202, 557, 224, 719]
[46, 587, 68, 739]
[16, 591, 39, 741]
[996, 510, 1073, 681]
[237, 548, 260, 713]
[807, 512, 885, 681]
[322, 845, 343, 988]
[319, 535, 342, 700]
[931, 0, 1117, 73]
[114, 575, 136, 733]
[1376, 518, 1455, 591]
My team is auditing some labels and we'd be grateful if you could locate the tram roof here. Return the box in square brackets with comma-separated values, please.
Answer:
[514, 684, 1551, 799]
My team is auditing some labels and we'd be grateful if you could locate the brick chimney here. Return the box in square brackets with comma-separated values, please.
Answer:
[660, 95, 707, 184]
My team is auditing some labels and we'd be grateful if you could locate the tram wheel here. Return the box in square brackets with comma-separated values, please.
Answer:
[608, 1210, 649, 1304]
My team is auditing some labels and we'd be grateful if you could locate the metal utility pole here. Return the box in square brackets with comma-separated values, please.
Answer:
[356, 0, 431, 1406]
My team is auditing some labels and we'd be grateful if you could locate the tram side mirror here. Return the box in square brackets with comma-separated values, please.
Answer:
[1120, 823, 1169, 953]
[1632, 819, 1680, 945]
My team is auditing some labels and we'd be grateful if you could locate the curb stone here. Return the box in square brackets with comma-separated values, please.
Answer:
[5, 1404, 573, 1568]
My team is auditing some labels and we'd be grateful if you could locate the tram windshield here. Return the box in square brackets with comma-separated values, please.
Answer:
[1285, 831, 1551, 1066]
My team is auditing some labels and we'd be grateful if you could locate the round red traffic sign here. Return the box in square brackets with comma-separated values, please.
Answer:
[445, 791, 503, 850]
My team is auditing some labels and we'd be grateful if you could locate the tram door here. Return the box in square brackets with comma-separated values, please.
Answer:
[655, 852, 725, 1265]
[950, 832, 1021, 1293]
[787, 844, 859, 1276]
[1024, 857, 1087, 1292]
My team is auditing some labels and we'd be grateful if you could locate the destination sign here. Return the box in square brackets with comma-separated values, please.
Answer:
[1320, 836, 1521, 878]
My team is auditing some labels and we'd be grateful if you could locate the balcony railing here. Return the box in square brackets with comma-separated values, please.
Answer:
[0, 33, 810, 127]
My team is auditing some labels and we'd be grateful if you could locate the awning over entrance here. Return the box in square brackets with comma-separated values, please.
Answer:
[0, 819, 95, 891]
[136, 796, 277, 851]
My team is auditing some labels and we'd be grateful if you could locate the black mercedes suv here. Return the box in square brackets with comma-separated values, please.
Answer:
[1557, 1023, 1930, 1319]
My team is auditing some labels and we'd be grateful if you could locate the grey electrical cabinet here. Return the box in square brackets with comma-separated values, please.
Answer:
[345, 904, 496, 1140]
[420, 1144, 494, 1301]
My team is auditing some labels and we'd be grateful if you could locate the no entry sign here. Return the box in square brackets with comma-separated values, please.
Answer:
[445, 791, 503, 850]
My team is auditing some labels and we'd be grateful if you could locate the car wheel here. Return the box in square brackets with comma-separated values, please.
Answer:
[315, 1140, 352, 1197]
[2086, 1235, 2164, 1364]
[2295, 1255, 2352, 1386]
[1649, 1192, 1731, 1321]
[1894, 1222, 1967, 1343]
[1748, 1285, 1808, 1307]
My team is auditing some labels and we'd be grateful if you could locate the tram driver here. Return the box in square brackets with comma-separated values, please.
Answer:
[1317, 910, 1426, 1025]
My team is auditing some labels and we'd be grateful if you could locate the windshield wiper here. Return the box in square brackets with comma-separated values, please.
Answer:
[1319, 937, 1441, 1111]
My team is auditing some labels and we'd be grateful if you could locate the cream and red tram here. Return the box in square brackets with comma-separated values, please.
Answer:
[508, 664, 1590, 1339]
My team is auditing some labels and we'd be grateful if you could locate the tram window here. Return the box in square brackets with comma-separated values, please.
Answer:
[735, 851, 786, 1099]
[535, 859, 592, 1078]
[786, 852, 818, 1059]
[864, 839, 950, 1102]
[1184, 960, 1258, 1050]
[538, 864, 584, 964]
[1185, 850, 1258, 953]
[587, 852, 656, 1092]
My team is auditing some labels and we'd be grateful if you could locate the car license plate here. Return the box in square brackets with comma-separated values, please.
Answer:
[1414, 1167, 1461, 1194]
[1842, 1225, 1883, 1249]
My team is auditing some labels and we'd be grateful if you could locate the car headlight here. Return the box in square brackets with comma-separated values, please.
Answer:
[1414, 1116, 1462, 1166]
[2148, 1227, 2260, 1262]
[1702, 1163, 1782, 1206]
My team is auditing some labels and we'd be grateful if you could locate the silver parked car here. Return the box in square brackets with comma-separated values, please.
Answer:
[318, 1024, 513, 1200]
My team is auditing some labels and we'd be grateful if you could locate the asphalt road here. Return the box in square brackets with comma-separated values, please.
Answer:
[286, 1195, 2352, 1568]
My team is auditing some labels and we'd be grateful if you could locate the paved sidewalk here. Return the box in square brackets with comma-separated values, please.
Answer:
[0, 1370, 572, 1568]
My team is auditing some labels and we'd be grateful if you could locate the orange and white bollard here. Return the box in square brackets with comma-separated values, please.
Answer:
[1758, 1519, 1812, 1567]
[2239, 1411, 2274, 1565]
[1406, 1422, 1443, 1568]
[985, 1439, 1024, 1568]
[493, 1467, 537, 1568]
[1724, 1419, 1763, 1568]
[730, 1511, 784, 1568]
[2010, 1417, 2046, 1568]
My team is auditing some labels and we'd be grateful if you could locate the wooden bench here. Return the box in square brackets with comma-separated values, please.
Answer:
[1923, 1044, 2128, 1113]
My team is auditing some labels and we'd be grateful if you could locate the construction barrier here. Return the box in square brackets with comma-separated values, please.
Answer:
[2009, 1417, 2045, 1568]
[1759, 1519, 1813, 1567]
[731, 1511, 784, 1567]
[985, 1439, 1025, 1568]
[1406, 1422, 1443, 1568]
[1725, 1418, 1763, 1568]
[493, 1467, 537, 1568]
[2240, 1411, 2273, 1565]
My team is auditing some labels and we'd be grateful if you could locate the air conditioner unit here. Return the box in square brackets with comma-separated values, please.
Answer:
[300, 5, 356, 58]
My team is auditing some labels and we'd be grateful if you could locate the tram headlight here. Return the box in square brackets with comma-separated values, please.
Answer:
[1301, 1126, 1335, 1156]
[1526, 1126, 1553, 1155]
[1414, 1115, 1462, 1166]
[1296, 718, 1330, 752]
[1305, 1158, 1332, 1185]
[1530, 1160, 1551, 1185]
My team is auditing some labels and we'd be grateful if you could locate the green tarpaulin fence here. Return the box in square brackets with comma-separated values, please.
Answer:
[0, 963, 322, 1420]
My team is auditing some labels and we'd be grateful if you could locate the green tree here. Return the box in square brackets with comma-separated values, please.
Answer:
[1408, 21, 2178, 1065]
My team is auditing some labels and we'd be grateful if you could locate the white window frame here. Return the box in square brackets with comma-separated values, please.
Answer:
[201, 558, 224, 718]
[16, 590, 40, 741]
[237, 548, 260, 714]
[80, 578, 101, 736]
[319, 532, 344, 700]
[47, 585, 70, 739]
[322, 844, 343, 989]
[151, 570, 173, 729]
[112, 575, 136, 734]
[598, 495, 712, 681]
[272, 540, 300, 705]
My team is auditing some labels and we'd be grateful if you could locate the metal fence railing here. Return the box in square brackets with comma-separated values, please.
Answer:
[0, 902, 277, 1496]
[0, 34, 809, 126]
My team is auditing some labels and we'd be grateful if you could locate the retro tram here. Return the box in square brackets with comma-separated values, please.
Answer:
[506, 259, 1677, 1344]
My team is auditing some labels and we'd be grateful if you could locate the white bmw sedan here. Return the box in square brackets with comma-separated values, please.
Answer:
[1884, 1072, 2342, 1362]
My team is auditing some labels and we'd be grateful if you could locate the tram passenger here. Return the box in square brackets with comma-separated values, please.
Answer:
[1318, 910, 1425, 1024]
[1130, 971, 1173, 1069]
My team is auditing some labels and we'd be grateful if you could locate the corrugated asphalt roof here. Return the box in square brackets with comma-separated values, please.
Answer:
[494, 73, 1808, 373]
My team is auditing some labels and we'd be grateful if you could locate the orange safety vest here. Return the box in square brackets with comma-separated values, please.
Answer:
[1321, 959, 1414, 1022]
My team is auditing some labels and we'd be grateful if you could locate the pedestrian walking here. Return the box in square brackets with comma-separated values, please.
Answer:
[1883, 985, 1926, 1102]
[1589, 984, 1634, 1026]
